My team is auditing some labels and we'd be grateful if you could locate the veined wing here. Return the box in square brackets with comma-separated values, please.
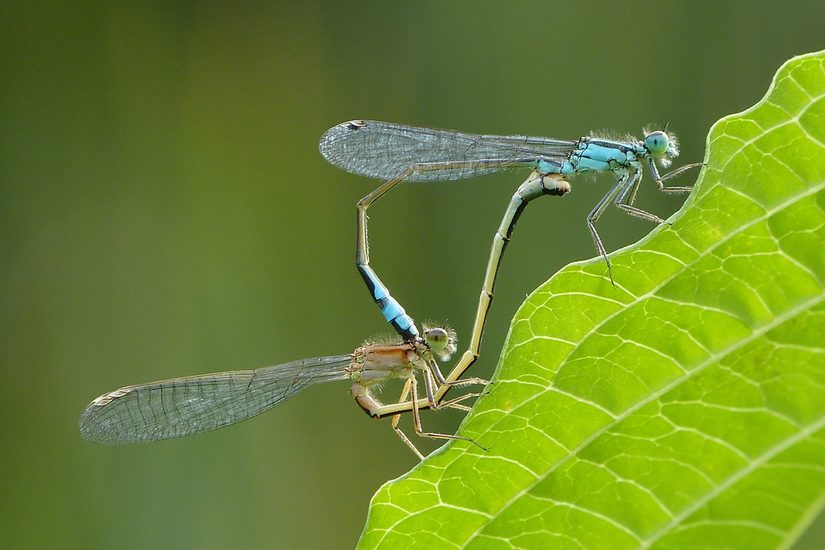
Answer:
[319, 120, 576, 182]
[79, 354, 353, 444]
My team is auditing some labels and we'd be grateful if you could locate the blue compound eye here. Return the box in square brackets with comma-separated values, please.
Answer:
[644, 131, 670, 156]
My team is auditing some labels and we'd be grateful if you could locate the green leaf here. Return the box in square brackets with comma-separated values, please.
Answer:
[359, 50, 825, 549]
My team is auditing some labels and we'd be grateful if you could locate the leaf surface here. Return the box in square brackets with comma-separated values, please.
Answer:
[361, 50, 825, 549]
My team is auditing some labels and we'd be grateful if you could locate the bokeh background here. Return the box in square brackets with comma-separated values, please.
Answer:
[2, 2, 823, 548]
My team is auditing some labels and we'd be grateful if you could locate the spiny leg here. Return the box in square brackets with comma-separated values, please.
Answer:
[616, 161, 705, 223]
[620, 164, 644, 209]
[369, 374, 481, 417]
[420, 364, 440, 407]
[588, 158, 700, 282]
[409, 374, 487, 451]
[390, 378, 425, 460]
[587, 172, 630, 284]
[436, 392, 482, 413]
[427, 357, 487, 389]
[648, 158, 704, 193]
[613, 170, 668, 224]
[389, 365, 481, 459]
[422, 360, 483, 412]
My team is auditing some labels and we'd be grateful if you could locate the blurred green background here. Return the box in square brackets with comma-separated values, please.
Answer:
[2, 2, 823, 548]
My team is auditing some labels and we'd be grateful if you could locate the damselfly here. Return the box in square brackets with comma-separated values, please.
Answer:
[79, 325, 481, 459]
[319, 120, 702, 414]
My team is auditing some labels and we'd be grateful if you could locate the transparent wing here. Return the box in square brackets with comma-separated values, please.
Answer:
[79, 354, 353, 444]
[319, 120, 576, 182]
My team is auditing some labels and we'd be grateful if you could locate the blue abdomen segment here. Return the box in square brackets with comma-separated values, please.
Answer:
[359, 265, 419, 340]
[535, 159, 564, 175]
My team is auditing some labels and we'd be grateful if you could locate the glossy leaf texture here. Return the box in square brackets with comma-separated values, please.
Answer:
[360, 50, 825, 549]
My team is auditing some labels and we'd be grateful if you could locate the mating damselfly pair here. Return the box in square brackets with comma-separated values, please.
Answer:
[79, 120, 701, 457]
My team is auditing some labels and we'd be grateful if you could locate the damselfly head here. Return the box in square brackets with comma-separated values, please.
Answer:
[642, 129, 680, 168]
[422, 323, 457, 361]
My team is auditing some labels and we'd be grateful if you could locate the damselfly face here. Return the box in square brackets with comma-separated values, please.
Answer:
[643, 130, 680, 168]
[422, 324, 457, 362]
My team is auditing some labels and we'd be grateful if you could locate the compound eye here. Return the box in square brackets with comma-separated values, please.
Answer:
[644, 131, 670, 156]
[425, 327, 449, 352]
